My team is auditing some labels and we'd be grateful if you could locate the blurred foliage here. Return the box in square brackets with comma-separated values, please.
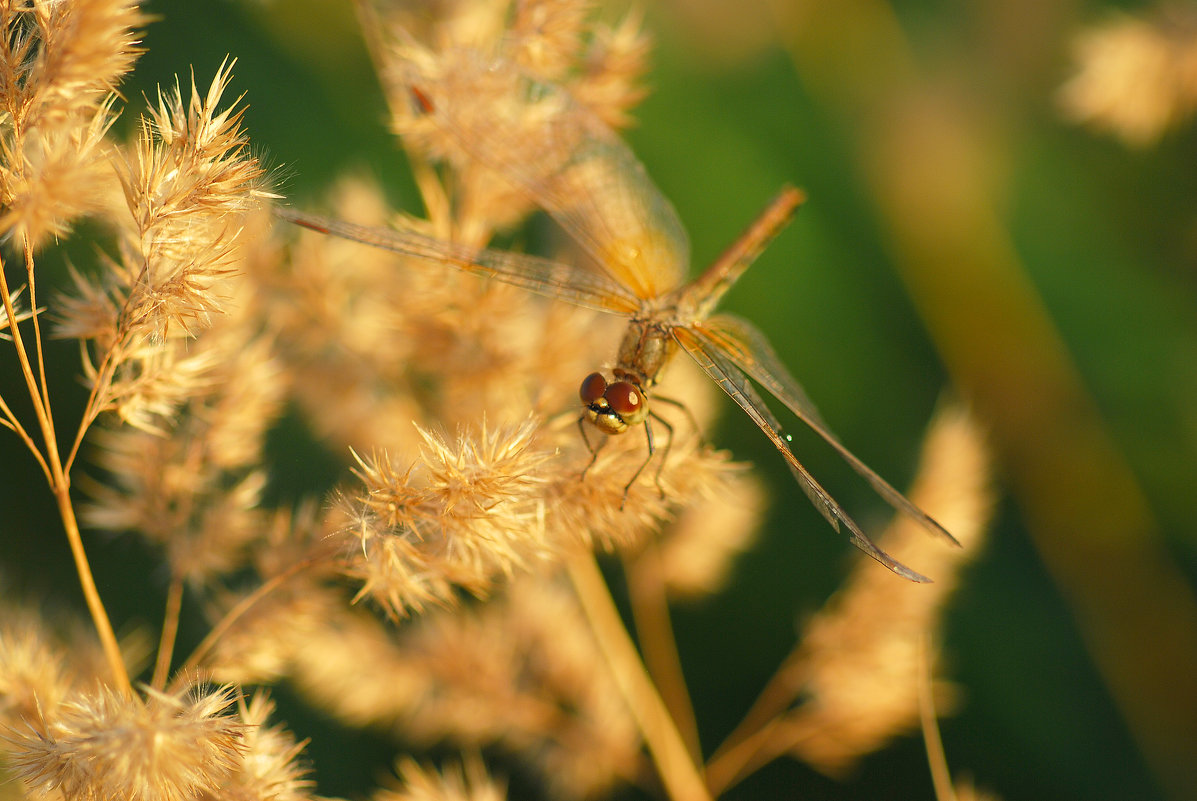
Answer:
[4, 0, 1196, 799]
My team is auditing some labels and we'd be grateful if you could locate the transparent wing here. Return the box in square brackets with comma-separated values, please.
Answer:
[674, 322, 933, 583]
[694, 314, 958, 546]
[401, 52, 689, 299]
[277, 206, 641, 316]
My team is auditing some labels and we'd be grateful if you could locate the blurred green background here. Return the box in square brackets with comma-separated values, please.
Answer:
[4, 0, 1197, 799]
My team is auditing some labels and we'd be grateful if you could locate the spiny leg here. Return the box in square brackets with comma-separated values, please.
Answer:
[647, 411, 675, 499]
[618, 413, 675, 507]
[652, 393, 704, 448]
[577, 414, 608, 481]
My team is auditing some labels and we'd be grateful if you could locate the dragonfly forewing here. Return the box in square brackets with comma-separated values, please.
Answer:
[398, 52, 689, 299]
[277, 206, 641, 316]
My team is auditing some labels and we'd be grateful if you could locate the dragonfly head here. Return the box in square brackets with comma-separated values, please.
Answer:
[580, 372, 649, 434]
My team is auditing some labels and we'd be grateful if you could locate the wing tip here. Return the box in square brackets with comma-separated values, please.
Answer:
[848, 532, 933, 583]
[922, 513, 962, 549]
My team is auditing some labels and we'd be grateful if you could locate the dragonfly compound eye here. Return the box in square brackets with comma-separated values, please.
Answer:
[605, 381, 648, 425]
[580, 372, 608, 404]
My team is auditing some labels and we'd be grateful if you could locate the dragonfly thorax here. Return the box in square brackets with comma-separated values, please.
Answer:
[614, 318, 677, 390]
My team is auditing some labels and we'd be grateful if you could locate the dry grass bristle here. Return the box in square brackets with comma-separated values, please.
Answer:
[82, 318, 283, 585]
[52, 61, 271, 435]
[0, 611, 81, 732]
[0, 285, 39, 341]
[0, 0, 147, 246]
[336, 416, 554, 617]
[199, 692, 314, 801]
[376, 756, 506, 801]
[4, 684, 244, 801]
[1060, 7, 1197, 145]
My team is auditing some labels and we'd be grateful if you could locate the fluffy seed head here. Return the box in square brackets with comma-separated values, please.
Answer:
[5, 684, 244, 801]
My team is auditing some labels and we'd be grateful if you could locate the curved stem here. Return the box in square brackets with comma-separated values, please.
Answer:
[566, 552, 712, 801]
[151, 575, 185, 691]
[0, 250, 51, 429]
[56, 483, 133, 694]
[623, 544, 701, 762]
[1, 247, 131, 694]
[173, 556, 320, 687]
[704, 716, 787, 797]
[707, 642, 809, 771]
[22, 238, 53, 432]
[0, 390, 52, 483]
[918, 634, 956, 801]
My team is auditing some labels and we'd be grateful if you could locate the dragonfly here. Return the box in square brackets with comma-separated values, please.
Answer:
[277, 61, 956, 582]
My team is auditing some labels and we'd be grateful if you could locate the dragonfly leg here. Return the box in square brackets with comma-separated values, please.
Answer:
[618, 414, 673, 508]
[577, 415, 608, 481]
[648, 411, 674, 499]
[652, 393, 704, 448]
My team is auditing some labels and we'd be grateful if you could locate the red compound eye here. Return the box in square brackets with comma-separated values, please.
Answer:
[580, 373, 607, 404]
[605, 381, 643, 416]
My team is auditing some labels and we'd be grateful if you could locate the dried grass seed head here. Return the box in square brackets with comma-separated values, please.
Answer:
[5, 0, 147, 125]
[338, 416, 555, 617]
[0, 610, 77, 731]
[276, 595, 434, 729]
[5, 684, 244, 801]
[82, 317, 283, 585]
[50, 62, 272, 439]
[269, 177, 591, 455]
[375, 0, 649, 239]
[198, 692, 314, 801]
[117, 59, 266, 326]
[1060, 7, 1197, 145]
[0, 0, 147, 246]
[0, 91, 120, 246]
[377, 756, 506, 801]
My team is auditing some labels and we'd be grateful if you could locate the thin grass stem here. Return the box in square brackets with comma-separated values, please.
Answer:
[1, 246, 131, 693]
[566, 551, 712, 801]
[622, 544, 702, 763]
[151, 575, 186, 691]
[172, 556, 320, 687]
[22, 238, 54, 435]
[55, 482, 133, 694]
[919, 634, 957, 801]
